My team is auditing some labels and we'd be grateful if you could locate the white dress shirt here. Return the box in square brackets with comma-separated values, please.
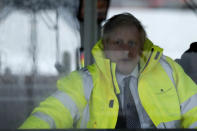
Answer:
[115, 64, 155, 128]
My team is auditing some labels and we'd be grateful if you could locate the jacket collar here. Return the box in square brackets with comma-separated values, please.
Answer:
[91, 38, 164, 76]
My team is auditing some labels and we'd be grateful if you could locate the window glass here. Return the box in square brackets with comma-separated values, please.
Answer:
[0, 0, 80, 128]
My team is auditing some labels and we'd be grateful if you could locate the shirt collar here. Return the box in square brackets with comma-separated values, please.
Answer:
[116, 64, 139, 84]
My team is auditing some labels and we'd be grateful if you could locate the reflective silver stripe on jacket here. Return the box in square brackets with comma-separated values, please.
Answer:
[181, 93, 197, 114]
[79, 68, 93, 128]
[52, 90, 80, 123]
[189, 121, 197, 128]
[159, 55, 175, 87]
[80, 103, 90, 128]
[79, 68, 93, 101]
[157, 120, 181, 128]
[32, 111, 56, 128]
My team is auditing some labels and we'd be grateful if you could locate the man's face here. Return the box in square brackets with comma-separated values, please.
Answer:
[103, 26, 141, 75]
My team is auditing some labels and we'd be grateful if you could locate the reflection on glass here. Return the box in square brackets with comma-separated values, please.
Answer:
[0, 0, 80, 129]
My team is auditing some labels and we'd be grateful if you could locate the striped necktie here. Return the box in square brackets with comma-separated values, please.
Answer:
[123, 76, 140, 128]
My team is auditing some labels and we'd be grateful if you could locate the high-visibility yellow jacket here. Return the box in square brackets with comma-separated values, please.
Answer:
[20, 39, 197, 129]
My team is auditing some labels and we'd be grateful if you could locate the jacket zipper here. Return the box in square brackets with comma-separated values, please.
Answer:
[110, 62, 117, 94]
[140, 48, 154, 74]
[110, 61, 122, 128]
[137, 48, 157, 128]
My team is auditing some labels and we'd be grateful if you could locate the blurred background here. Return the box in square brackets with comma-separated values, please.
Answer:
[0, 0, 197, 129]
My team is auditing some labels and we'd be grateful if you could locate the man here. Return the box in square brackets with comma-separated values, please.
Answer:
[176, 42, 197, 84]
[20, 13, 197, 129]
